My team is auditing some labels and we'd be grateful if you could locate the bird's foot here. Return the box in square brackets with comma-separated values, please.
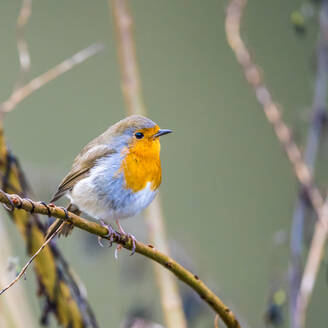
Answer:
[127, 233, 137, 256]
[115, 220, 136, 257]
[98, 219, 119, 248]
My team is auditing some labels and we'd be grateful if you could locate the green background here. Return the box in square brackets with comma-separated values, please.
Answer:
[0, 0, 326, 327]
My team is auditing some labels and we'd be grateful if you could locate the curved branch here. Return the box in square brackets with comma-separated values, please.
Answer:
[226, 1, 328, 326]
[290, 1, 328, 326]
[225, 0, 324, 214]
[0, 190, 241, 328]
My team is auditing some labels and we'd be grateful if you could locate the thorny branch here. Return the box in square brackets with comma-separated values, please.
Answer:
[0, 191, 241, 328]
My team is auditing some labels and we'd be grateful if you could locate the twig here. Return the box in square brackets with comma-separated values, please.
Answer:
[226, 1, 328, 326]
[295, 199, 328, 327]
[0, 127, 99, 327]
[0, 215, 37, 327]
[0, 190, 241, 328]
[0, 3, 102, 325]
[289, 0, 328, 326]
[0, 224, 60, 296]
[14, 0, 32, 90]
[225, 0, 324, 215]
[0, 43, 104, 114]
[110, 1, 188, 327]
[215, 314, 219, 328]
[110, 0, 145, 115]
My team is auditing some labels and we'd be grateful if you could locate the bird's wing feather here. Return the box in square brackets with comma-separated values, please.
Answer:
[51, 145, 116, 202]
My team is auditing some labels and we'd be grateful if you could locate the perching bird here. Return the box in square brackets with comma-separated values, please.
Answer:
[45, 115, 171, 252]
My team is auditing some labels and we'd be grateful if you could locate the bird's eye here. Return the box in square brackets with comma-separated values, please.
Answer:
[135, 132, 144, 139]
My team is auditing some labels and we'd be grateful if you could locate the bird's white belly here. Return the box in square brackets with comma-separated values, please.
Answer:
[69, 175, 158, 221]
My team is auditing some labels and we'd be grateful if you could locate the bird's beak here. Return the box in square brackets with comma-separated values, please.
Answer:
[153, 129, 172, 138]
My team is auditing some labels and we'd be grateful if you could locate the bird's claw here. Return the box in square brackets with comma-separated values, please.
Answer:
[115, 220, 136, 256]
[115, 233, 136, 258]
[98, 220, 119, 248]
[127, 233, 136, 256]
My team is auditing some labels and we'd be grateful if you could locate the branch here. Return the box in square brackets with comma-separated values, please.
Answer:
[295, 198, 328, 327]
[226, 1, 328, 326]
[110, 1, 188, 327]
[14, 0, 32, 90]
[110, 0, 145, 115]
[0, 43, 104, 114]
[225, 0, 324, 215]
[0, 224, 61, 296]
[0, 215, 37, 327]
[0, 190, 241, 328]
[290, 0, 328, 326]
[0, 124, 99, 326]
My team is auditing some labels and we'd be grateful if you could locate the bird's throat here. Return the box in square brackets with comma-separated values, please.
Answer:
[121, 140, 162, 192]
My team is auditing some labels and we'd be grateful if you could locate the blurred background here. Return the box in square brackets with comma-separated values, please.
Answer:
[0, 0, 326, 327]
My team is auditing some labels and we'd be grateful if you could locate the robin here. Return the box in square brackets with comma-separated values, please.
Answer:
[45, 115, 171, 254]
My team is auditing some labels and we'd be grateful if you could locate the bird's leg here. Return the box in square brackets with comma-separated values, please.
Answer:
[115, 219, 136, 257]
[116, 219, 126, 235]
[98, 219, 118, 248]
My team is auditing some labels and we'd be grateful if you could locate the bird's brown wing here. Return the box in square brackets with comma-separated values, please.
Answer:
[51, 145, 116, 202]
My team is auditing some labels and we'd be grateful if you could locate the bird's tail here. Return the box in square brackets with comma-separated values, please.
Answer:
[45, 204, 81, 240]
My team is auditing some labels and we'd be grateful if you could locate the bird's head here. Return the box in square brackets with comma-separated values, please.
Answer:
[109, 115, 172, 156]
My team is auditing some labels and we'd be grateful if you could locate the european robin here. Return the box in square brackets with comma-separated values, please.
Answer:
[46, 115, 171, 253]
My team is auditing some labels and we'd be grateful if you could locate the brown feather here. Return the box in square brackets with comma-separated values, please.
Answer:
[51, 145, 116, 202]
[45, 204, 81, 240]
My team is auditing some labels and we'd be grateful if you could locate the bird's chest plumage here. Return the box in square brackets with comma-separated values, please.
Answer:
[121, 144, 162, 192]
[70, 148, 161, 221]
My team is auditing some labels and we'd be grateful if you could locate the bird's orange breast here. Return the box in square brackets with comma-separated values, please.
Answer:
[121, 134, 162, 192]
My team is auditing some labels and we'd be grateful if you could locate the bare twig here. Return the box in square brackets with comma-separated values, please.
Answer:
[14, 0, 32, 90]
[215, 314, 220, 328]
[110, 1, 187, 327]
[0, 124, 99, 326]
[0, 43, 104, 114]
[0, 3, 102, 326]
[0, 190, 241, 328]
[289, 1, 328, 326]
[0, 224, 60, 296]
[295, 199, 328, 327]
[226, 1, 328, 326]
[225, 0, 324, 215]
[0, 216, 36, 327]
[110, 0, 145, 114]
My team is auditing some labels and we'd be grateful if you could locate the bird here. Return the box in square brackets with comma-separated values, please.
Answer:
[45, 115, 172, 254]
